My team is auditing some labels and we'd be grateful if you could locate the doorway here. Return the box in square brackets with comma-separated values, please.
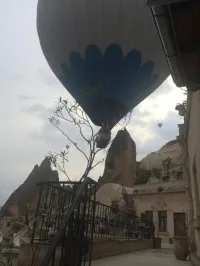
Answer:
[174, 212, 187, 237]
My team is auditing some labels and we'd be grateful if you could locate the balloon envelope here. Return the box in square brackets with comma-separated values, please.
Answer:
[158, 123, 163, 128]
[37, 0, 169, 126]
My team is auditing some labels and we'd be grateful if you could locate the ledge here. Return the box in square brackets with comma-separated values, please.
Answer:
[91, 239, 153, 260]
[17, 239, 153, 265]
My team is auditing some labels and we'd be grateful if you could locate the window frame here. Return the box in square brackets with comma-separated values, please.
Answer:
[158, 210, 167, 232]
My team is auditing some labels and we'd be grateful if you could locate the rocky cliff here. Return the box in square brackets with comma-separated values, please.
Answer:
[139, 139, 182, 170]
[1, 157, 59, 216]
[135, 139, 184, 185]
[97, 129, 136, 189]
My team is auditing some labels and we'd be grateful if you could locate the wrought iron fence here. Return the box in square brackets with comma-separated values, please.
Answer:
[31, 179, 96, 266]
[93, 202, 154, 240]
[30, 180, 154, 266]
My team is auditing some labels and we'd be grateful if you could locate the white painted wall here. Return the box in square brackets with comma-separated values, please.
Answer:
[133, 187, 189, 241]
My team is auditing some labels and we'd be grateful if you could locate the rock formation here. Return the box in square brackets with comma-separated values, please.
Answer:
[139, 139, 182, 170]
[1, 157, 59, 217]
[135, 139, 183, 185]
[97, 129, 136, 189]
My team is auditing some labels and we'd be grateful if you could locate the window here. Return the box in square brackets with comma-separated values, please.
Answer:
[158, 211, 167, 232]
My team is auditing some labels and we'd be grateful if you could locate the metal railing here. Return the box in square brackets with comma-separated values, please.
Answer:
[31, 178, 96, 266]
[30, 180, 154, 265]
[93, 201, 154, 240]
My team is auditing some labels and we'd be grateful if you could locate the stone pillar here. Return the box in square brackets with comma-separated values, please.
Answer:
[153, 211, 158, 236]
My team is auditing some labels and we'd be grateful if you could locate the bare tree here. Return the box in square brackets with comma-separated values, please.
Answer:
[48, 98, 132, 181]
[0, 102, 133, 265]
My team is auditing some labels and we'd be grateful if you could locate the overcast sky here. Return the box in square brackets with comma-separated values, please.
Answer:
[0, 0, 185, 205]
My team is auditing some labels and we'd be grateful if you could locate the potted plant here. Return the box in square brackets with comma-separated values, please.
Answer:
[153, 231, 162, 249]
[175, 103, 186, 116]
[173, 236, 189, 261]
[158, 186, 163, 192]
[173, 216, 200, 261]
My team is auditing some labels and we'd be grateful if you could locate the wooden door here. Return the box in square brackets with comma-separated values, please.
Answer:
[174, 213, 187, 237]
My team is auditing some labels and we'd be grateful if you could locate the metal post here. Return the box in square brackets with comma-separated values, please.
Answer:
[31, 184, 43, 243]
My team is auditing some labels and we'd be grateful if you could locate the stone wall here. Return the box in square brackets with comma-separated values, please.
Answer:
[184, 90, 200, 259]
[190, 252, 200, 266]
[91, 239, 152, 260]
[133, 181, 189, 242]
[17, 239, 152, 265]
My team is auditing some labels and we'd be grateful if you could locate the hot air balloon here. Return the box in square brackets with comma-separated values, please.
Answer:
[37, 0, 169, 129]
[158, 123, 163, 128]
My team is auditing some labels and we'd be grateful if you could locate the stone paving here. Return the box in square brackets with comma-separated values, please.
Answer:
[92, 245, 191, 266]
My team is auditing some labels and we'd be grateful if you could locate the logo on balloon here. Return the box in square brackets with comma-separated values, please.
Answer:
[79, 79, 108, 95]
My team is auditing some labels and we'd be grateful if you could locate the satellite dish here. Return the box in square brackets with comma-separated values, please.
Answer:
[12, 233, 20, 247]
[0, 232, 3, 244]
[158, 123, 163, 128]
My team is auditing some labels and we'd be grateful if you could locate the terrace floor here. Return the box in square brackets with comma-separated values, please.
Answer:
[92, 244, 191, 266]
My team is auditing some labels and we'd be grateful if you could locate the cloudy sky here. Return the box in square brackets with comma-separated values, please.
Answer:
[0, 0, 185, 205]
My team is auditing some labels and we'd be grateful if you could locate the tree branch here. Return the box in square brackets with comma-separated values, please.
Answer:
[49, 97, 133, 182]
[49, 117, 89, 163]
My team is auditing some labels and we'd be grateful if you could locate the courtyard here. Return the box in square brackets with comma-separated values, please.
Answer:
[93, 245, 191, 266]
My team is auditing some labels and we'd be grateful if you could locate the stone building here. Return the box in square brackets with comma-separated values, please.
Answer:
[132, 180, 188, 243]
[96, 133, 189, 243]
[183, 91, 200, 265]
[96, 177, 189, 244]
[133, 137, 189, 242]
[132, 138, 189, 243]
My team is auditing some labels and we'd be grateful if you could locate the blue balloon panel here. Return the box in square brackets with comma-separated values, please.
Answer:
[60, 44, 158, 126]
